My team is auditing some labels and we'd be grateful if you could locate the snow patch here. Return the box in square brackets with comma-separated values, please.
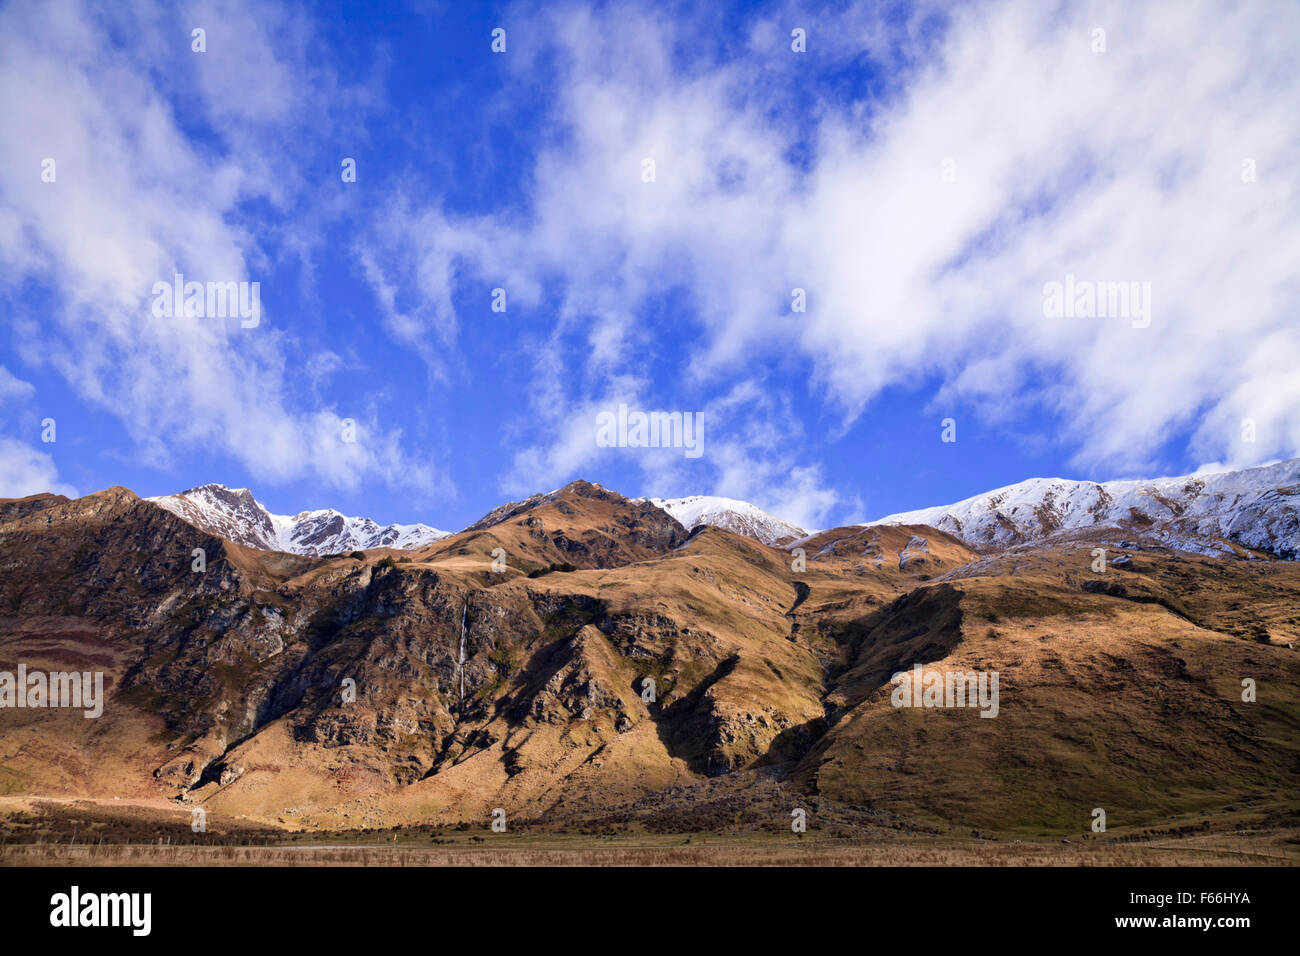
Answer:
[867, 458, 1300, 559]
[642, 495, 808, 546]
[148, 484, 450, 556]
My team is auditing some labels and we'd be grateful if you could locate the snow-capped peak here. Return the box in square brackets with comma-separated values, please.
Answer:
[643, 495, 808, 546]
[867, 458, 1300, 559]
[148, 484, 450, 556]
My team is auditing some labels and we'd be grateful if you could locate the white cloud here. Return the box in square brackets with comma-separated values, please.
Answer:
[0, 367, 36, 405]
[0, 439, 77, 499]
[364, 0, 1300, 511]
[0, 0, 443, 497]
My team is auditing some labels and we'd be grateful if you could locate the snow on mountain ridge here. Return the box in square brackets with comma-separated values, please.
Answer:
[148, 484, 450, 556]
[147, 459, 1300, 561]
[868, 458, 1300, 559]
[644, 495, 808, 546]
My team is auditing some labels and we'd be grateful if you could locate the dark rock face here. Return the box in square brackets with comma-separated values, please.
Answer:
[1083, 579, 1128, 597]
[0, 493, 70, 522]
[0, 488, 242, 625]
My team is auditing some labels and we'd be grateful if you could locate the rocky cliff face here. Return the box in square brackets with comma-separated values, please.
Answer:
[0, 483, 802, 817]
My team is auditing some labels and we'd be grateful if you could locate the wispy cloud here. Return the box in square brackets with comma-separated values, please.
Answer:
[0, 438, 76, 499]
[362, 0, 1300, 516]
[0, 365, 73, 497]
[0, 0, 445, 497]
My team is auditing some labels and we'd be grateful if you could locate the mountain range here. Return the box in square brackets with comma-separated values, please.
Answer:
[1, 459, 1297, 844]
[146, 459, 1300, 562]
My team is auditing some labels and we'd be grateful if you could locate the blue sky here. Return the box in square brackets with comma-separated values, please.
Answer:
[2, 0, 1298, 533]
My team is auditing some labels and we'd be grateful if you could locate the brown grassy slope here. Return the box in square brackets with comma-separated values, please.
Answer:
[412, 479, 687, 575]
[795, 543, 1300, 836]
